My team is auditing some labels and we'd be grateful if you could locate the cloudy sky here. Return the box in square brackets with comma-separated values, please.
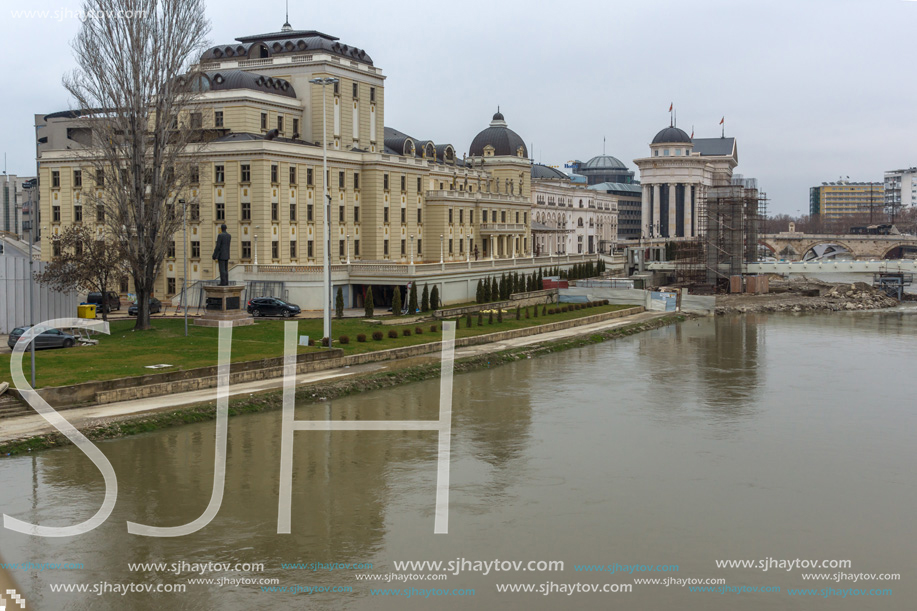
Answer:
[2, 0, 915, 215]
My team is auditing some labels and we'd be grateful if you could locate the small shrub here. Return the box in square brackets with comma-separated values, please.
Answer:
[466, 313, 472, 328]
[321, 337, 330, 347]
[477, 312, 483, 326]
[357, 333, 367, 342]
[308, 339, 316, 346]
[603, 299, 610, 305]
[430, 325, 438, 333]
[415, 327, 423, 335]
[497, 309, 503, 323]
[533, 305, 539, 318]
[403, 328, 412, 337]
[372, 331, 384, 341]
[488, 311, 494, 324]
[547, 308, 554, 315]
[339, 335, 350, 345]
[388, 329, 398, 339]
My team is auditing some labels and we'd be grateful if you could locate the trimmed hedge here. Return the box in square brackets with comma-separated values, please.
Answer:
[356, 333, 367, 342]
[388, 329, 398, 339]
[372, 331, 384, 341]
[339, 335, 350, 345]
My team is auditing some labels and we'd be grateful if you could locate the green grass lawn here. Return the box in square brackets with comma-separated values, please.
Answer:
[0, 303, 635, 389]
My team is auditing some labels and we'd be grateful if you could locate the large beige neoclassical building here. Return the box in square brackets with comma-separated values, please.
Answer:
[37, 22, 541, 306]
[633, 126, 738, 239]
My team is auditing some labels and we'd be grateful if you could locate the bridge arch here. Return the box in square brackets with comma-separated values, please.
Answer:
[798, 240, 857, 261]
[881, 242, 917, 259]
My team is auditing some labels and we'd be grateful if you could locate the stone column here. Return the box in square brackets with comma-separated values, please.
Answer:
[641, 184, 650, 237]
[683, 183, 693, 238]
[652, 184, 661, 238]
[668, 183, 677, 238]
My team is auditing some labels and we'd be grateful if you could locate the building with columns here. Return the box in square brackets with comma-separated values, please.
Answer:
[633, 126, 738, 239]
[530, 164, 617, 255]
[35, 22, 554, 307]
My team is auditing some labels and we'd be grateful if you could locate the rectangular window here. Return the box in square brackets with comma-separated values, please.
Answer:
[74, 205, 82, 222]
[370, 87, 375, 102]
[290, 166, 297, 184]
[383, 174, 389, 190]
[277, 115, 284, 133]
[95, 169, 104, 186]
[401, 239, 406, 255]
[292, 118, 299, 136]
[459, 238, 463, 253]
[52, 205, 61, 222]
[240, 164, 251, 183]
[51, 171, 60, 188]
[214, 111, 223, 127]
[417, 239, 421, 255]
[383, 207, 389, 223]
[290, 240, 297, 258]
[307, 168, 314, 186]
[190, 112, 202, 129]
[417, 177, 421, 192]
[353, 172, 359, 190]
[272, 241, 279, 259]
[261, 112, 267, 130]
[448, 209, 453, 224]
[289, 203, 296, 221]
[339, 171, 345, 189]
[73, 170, 82, 188]
[339, 239, 345, 257]
[400, 175, 406, 192]
[308, 240, 314, 258]
[74, 241, 83, 256]
[271, 201, 279, 221]
[52, 241, 61, 257]
[354, 239, 360, 256]
[448, 239, 453, 254]
[383, 239, 389, 256]
[190, 165, 199, 184]
[516, 211, 520, 223]
[470, 210, 474, 224]
[242, 241, 251, 259]
[459, 209, 464, 224]
[168, 241, 176, 258]
[167, 277, 176, 295]
[190, 203, 200, 221]
[501, 210, 506, 222]
[191, 241, 200, 258]
[242, 202, 251, 221]
[214, 165, 224, 183]
[417, 209, 422, 224]
[271, 164, 278, 183]
[483, 210, 488, 223]
[96, 204, 105, 222]
[339, 205, 345, 223]
[307, 203, 314, 221]
[523, 211, 527, 224]
[401, 208, 406, 224]
[354, 206, 360, 222]
[216, 202, 225, 221]
[333, 81, 339, 95]
[353, 82, 358, 98]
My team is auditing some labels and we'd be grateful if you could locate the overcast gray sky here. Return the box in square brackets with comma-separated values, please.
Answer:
[3, 0, 915, 215]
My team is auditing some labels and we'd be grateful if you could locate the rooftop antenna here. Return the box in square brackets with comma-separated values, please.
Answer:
[603, 136, 605, 155]
[281, 0, 292, 31]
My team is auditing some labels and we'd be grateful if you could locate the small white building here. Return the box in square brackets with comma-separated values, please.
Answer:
[530, 164, 617, 255]
[884, 167, 917, 213]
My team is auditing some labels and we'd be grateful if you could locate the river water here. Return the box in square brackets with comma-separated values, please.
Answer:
[0, 313, 915, 610]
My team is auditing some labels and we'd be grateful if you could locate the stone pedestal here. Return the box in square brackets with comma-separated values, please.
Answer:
[195, 284, 254, 327]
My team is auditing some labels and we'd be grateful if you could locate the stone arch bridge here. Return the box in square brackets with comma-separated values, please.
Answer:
[759, 233, 917, 261]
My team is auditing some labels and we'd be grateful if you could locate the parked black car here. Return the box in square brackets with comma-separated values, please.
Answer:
[87, 291, 121, 313]
[247, 297, 301, 318]
[7, 326, 77, 350]
[128, 298, 162, 316]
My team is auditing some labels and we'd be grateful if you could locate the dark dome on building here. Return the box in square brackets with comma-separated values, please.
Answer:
[531, 164, 569, 180]
[652, 126, 692, 144]
[469, 111, 527, 158]
[201, 26, 373, 65]
[581, 154, 626, 171]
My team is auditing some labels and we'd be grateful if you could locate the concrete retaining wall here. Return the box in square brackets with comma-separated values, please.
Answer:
[18, 306, 646, 410]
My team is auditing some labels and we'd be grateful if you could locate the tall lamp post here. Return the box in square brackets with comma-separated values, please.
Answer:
[440, 234, 444, 263]
[309, 76, 339, 345]
[409, 234, 414, 266]
[180, 198, 188, 336]
[346, 233, 351, 265]
[21, 181, 36, 386]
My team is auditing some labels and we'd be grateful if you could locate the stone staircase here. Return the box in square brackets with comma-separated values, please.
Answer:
[0, 393, 32, 419]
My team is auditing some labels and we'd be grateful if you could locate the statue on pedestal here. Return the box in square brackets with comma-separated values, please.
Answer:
[212, 223, 231, 286]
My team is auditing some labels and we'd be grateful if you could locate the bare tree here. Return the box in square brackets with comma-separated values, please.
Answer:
[64, 0, 210, 330]
[35, 225, 129, 321]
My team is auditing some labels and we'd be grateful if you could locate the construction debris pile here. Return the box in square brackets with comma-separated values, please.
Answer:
[715, 279, 899, 314]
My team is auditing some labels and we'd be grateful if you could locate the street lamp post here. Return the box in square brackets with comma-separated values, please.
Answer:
[253, 225, 259, 267]
[440, 234, 444, 264]
[346, 233, 351, 265]
[180, 198, 188, 336]
[409, 234, 414, 266]
[22, 183, 36, 386]
[309, 76, 339, 345]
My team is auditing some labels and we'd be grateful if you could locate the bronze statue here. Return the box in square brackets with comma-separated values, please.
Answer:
[212, 223, 231, 286]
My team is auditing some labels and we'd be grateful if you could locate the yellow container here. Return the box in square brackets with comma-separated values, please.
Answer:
[78, 304, 97, 319]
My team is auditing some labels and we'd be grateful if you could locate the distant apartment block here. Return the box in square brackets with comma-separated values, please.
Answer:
[809, 180, 883, 220]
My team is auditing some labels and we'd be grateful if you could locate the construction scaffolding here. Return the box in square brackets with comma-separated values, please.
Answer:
[673, 176, 767, 291]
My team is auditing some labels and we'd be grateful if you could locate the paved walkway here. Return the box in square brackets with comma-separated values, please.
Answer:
[0, 310, 670, 445]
